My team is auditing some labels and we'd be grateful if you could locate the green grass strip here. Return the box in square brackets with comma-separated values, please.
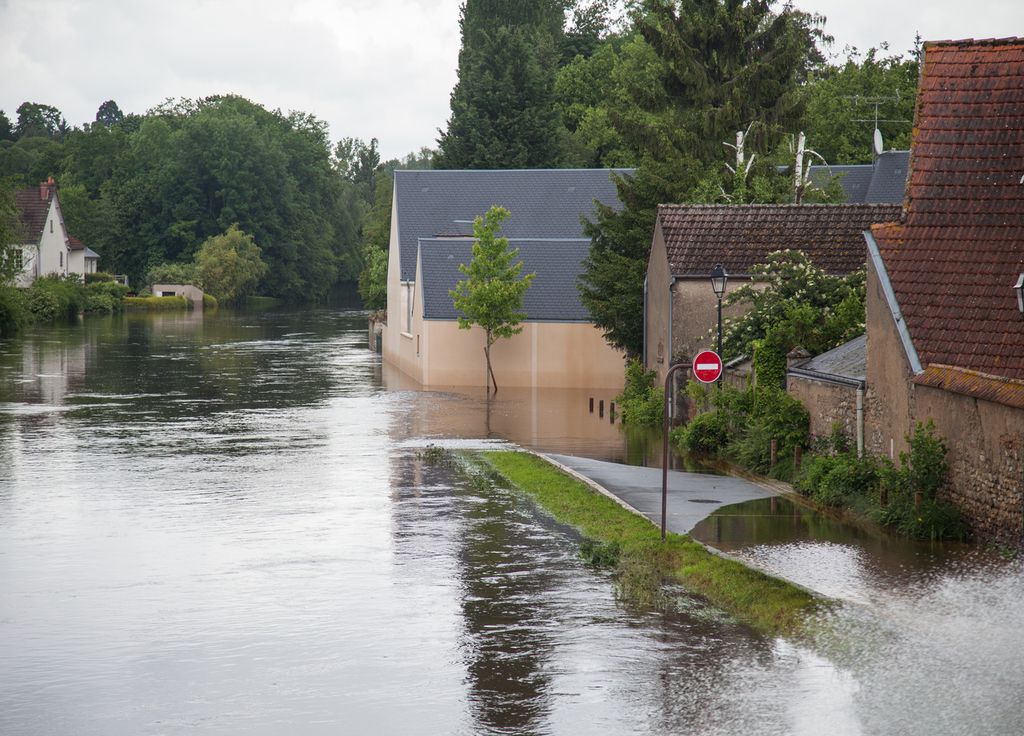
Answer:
[477, 450, 819, 637]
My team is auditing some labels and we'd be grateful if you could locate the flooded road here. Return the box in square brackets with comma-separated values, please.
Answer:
[1, 309, 1022, 735]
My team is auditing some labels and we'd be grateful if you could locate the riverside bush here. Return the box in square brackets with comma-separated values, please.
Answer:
[26, 275, 85, 322]
[0, 285, 28, 336]
[677, 411, 728, 454]
[616, 359, 664, 426]
[84, 281, 129, 313]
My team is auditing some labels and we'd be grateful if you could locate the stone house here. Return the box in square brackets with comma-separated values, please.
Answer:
[11, 178, 99, 286]
[644, 203, 902, 387]
[864, 37, 1024, 546]
[382, 168, 630, 389]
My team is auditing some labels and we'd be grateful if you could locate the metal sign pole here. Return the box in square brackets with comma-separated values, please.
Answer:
[661, 362, 689, 541]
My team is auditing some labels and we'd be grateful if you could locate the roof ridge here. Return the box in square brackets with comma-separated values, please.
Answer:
[924, 36, 1024, 48]
[395, 167, 634, 174]
[657, 202, 903, 210]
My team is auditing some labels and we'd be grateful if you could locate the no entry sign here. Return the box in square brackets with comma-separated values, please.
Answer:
[692, 350, 723, 383]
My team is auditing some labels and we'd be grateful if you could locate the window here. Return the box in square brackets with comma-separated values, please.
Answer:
[10, 248, 23, 271]
[59, 251, 63, 268]
[50, 219, 53, 233]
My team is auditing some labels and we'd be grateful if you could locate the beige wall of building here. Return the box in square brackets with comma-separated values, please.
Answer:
[382, 185, 405, 365]
[388, 267, 624, 389]
[864, 258, 917, 461]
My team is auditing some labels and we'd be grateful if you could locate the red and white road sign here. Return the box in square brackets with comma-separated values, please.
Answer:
[692, 350, 723, 383]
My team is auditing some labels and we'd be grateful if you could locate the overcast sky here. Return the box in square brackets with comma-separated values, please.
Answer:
[1, 0, 1022, 160]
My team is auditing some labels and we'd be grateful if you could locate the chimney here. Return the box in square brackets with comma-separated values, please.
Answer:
[39, 176, 56, 202]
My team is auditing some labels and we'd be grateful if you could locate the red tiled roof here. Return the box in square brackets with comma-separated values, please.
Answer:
[657, 203, 902, 277]
[913, 364, 1024, 410]
[871, 37, 1024, 381]
[13, 187, 52, 243]
[67, 236, 85, 251]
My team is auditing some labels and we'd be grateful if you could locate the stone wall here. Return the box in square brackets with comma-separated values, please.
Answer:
[915, 384, 1024, 548]
[787, 376, 859, 444]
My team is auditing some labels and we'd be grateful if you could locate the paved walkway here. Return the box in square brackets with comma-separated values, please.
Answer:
[545, 454, 776, 535]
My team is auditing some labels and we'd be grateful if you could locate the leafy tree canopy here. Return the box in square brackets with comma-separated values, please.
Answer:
[801, 44, 919, 164]
[579, 0, 827, 358]
[436, 0, 566, 168]
[194, 224, 269, 303]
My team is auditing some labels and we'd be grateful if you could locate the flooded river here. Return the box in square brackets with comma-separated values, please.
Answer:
[1, 309, 1022, 735]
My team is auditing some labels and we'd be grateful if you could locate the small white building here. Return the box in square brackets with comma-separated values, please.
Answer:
[11, 178, 100, 286]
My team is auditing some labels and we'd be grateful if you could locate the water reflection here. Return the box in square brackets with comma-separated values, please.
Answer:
[0, 309, 1021, 735]
[690, 495, 1006, 604]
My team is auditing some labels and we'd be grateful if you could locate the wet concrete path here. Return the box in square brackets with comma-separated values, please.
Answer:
[544, 454, 776, 535]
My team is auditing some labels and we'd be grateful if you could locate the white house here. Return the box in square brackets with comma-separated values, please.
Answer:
[11, 178, 99, 286]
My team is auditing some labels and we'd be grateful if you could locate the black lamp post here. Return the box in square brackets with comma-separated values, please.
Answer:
[1015, 273, 1024, 318]
[710, 264, 728, 386]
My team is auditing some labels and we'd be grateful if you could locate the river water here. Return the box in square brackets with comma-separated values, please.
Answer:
[1, 309, 1022, 735]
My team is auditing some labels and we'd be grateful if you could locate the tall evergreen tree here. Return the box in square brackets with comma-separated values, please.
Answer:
[580, 0, 824, 358]
[436, 0, 567, 169]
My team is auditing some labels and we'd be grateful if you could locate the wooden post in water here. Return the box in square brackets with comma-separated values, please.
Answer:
[770, 439, 778, 468]
[589, 397, 594, 413]
[794, 445, 802, 470]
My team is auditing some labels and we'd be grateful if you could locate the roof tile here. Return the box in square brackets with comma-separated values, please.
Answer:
[872, 37, 1024, 382]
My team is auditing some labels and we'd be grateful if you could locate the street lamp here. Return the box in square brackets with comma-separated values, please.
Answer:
[710, 264, 728, 386]
[1014, 273, 1024, 318]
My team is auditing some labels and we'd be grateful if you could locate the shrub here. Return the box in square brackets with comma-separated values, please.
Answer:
[202, 293, 219, 309]
[123, 295, 189, 311]
[677, 411, 728, 454]
[0, 284, 28, 337]
[84, 281, 129, 313]
[85, 271, 115, 283]
[616, 359, 664, 427]
[25, 275, 85, 322]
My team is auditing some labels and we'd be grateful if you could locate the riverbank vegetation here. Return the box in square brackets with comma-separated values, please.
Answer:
[471, 450, 818, 637]
[615, 359, 663, 426]
[0, 274, 129, 336]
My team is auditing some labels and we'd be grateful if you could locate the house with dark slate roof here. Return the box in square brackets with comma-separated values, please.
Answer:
[797, 150, 911, 204]
[864, 37, 1024, 546]
[383, 169, 630, 388]
[11, 177, 99, 286]
[644, 202, 901, 386]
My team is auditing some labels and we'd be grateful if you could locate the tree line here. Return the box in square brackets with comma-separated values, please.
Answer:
[2, 0, 919, 325]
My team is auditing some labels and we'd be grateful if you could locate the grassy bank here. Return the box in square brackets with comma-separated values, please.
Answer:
[474, 450, 819, 637]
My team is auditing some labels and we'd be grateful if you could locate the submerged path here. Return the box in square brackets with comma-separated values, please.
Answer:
[544, 454, 775, 535]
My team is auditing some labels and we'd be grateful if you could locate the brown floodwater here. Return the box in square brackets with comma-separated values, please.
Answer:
[0, 308, 1021, 736]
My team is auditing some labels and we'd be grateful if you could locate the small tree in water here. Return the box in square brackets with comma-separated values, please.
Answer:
[450, 206, 535, 393]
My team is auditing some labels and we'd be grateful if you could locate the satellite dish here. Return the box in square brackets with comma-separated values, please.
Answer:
[872, 128, 884, 158]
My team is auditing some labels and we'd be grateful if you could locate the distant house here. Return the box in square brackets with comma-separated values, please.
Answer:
[864, 37, 1024, 546]
[383, 169, 631, 389]
[802, 150, 911, 204]
[11, 178, 99, 286]
[644, 203, 902, 386]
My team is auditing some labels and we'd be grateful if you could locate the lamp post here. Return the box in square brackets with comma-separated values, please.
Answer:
[1014, 273, 1024, 318]
[710, 264, 728, 387]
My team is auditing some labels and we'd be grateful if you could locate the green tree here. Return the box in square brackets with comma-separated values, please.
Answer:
[802, 45, 918, 164]
[436, 0, 566, 168]
[14, 102, 68, 139]
[0, 110, 13, 142]
[193, 224, 269, 303]
[0, 182, 19, 283]
[719, 250, 865, 387]
[450, 206, 535, 393]
[579, 0, 824, 358]
[94, 100, 125, 128]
